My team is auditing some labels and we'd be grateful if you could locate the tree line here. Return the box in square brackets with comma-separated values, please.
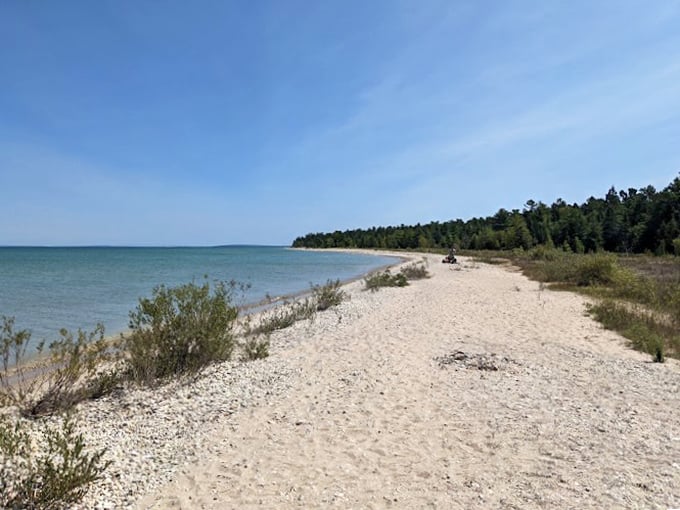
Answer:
[292, 174, 680, 255]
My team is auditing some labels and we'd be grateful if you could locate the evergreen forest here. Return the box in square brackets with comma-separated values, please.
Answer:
[292, 175, 680, 255]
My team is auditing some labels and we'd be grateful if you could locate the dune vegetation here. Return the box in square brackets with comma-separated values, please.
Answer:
[0, 278, 348, 508]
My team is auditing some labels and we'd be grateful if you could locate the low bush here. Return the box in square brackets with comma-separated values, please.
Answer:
[245, 280, 346, 337]
[399, 261, 430, 280]
[240, 335, 270, 361]
[515, 253, 572, 283]
[250, 308, 297, 334]
[29, 325, 110, 417]
[245, 299, 316, 336]
[1, 316, 34, 408]
[1, 318, 111, 417]
[83, 367, 126, 401]
[312, 279, 346, 311]
[610, 268, 657, 305]
[122, 280, 239, 385]
[364, 270, 408, 291]
[573, 253, 618, 286]
[0, 412, 110, 509]
[526, 245, 563, 261]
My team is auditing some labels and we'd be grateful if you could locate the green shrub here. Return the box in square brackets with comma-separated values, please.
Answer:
[0, 412, 110, 509]
[246, 280, 345, 337]
[526, 245, 564, 261]
[627, 323, 666, 363]
[399, 262, 430, 280]
[515, 252, 574, 283]
[312, 279, 346, 311]
[610, 268, 657, 305]
[240, 335, 270, 361]
[245, 298, 316, 336]
[573, 253, 618, 286]
[252, 308, 297, 334]
[364, 270, 408, 291]
[1, 316, 34, 408]
[83, 367, 126, 401]
[29, 325, 110, 417]
[122, 280, 239, 385]
[1, 318, 111, 416]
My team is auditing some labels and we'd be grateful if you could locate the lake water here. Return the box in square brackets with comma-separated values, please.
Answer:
[0, 246, 397, 341]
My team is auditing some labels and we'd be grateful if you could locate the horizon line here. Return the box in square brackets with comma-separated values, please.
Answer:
[0, 244, 290, 249]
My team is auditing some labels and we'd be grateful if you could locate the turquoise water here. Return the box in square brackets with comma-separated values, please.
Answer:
[0, 246, 397, 341]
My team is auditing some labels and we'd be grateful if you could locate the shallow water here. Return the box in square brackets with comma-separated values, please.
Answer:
[0, 246, 396, 340]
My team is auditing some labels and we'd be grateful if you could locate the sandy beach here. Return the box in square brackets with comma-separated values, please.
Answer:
[73, 252, 679, 509]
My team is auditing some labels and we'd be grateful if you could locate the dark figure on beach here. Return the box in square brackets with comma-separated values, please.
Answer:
[442, 246, 457, 264]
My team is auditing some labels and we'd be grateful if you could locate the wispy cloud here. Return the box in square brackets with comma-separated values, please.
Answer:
[2, 1, 679, 243]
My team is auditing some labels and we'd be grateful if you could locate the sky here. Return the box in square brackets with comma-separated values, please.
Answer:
[1, 1, 679, 246]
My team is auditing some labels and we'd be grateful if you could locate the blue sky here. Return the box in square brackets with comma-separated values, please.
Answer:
[1, 1, 679, 246]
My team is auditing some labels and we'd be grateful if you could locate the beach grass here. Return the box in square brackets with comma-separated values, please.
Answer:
[465, 247, 680, 361]
[244, 279, 348, 337]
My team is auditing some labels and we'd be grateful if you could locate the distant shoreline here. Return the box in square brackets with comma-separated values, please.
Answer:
[240, 248, 408, 315]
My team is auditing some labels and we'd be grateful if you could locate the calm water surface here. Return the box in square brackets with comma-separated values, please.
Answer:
[0, 246, 397, 340]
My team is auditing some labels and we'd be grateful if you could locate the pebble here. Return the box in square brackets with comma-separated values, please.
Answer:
[58, 355, 296, 509]
[65, 276, 385, 508]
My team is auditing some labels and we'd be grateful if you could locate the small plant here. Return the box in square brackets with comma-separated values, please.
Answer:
[573, 253, 618, 286]
[253, 307, 298, 334]
[122, 280, 239, 385]
[653, 342, 665, 363]
[241, 335, 270, 361]
[1, 317, 111, 416]
[364, 270, 408, 291]
[29, 325, 109, 417]
[399, 261, 430, 280]
[83, 367, 126, 400]
[1, 316, 34, 408]
[312, 279, 346, 311]
[0, 412, 110, 509]
[245, 299, 316, 336]
[527, 245, 563, 261]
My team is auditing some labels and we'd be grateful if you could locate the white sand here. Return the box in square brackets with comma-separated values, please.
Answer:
[127, 253, 680, 509]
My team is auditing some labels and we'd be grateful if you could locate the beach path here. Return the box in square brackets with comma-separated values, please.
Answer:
[137, 254, 680, 509]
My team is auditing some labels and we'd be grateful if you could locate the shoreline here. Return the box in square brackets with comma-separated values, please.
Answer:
[1, 246, 399, 353]
[10, 250, 678, 509]
[240, 248, 408, 316]
[4, 249, 405, 370]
